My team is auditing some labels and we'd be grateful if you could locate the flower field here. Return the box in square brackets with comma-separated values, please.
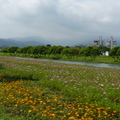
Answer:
[0, 56, 120, 120]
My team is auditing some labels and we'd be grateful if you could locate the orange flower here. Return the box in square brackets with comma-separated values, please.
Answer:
[68, 116, 76, 120]
[86, 118, 93, 120]
[29, 96, 33, 99]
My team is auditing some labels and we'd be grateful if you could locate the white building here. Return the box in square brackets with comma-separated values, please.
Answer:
[106, 36, 116, 49]
[94, 36, 104, 46]
[89, 36, 104, 47]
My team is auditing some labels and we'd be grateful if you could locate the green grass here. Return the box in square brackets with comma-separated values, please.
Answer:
[0, 108, 25, 120]
[0, 56, 120, 120]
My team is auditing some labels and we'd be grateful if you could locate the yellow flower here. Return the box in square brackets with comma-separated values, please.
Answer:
[51, 114, 55, 116]
[67, 112, 71, 115]
[102, 111, 107, 115]
[107, 107, 111, 109]
[28, 110, 32, 113]
[15, 104, 18, 107]
[84, 113, 87, 117]
[43, 110, 47, 113]
[33, 109, 39, 112]
[43, 102, 46, 105]
[68, 116, 76, 120]
[59, 111, 64, 113]
[74, 112, 79, 116]
[98, 114, 102, 117]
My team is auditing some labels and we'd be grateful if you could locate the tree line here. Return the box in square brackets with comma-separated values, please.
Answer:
[0, 45, 110, 60]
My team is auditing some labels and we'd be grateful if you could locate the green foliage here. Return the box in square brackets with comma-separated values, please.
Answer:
[116, 47, 120, 59]
[2, 44, 120, 62]
[19, 46, 33, 54]
[109, 47, 120, 61]
[70, 47, 80, 56]
[99, 46, 110, 53]
[1, 47, 9, 53]
[79, 47, 101, 60]
[8, 46, 19, 53]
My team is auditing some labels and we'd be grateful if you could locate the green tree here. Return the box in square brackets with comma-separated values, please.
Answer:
[1, 46, 19, 55]
[91, 47, 101, 59]
[1, 47, 9, 53]
[99, 46, 110, 55]
[79, 47, 100, 60]
[9, 47, 19, 56]
[84, 47, 93, 60]
[109, 47, 119, 61]
[55, 46, 64, 54]
[31, 46, 46, 57]
[71, 47, 80, 56]
[26, 46, 33, 54]
[20, 46, 30, 54]
[116, 47, 120, 61]
[47, 46, 58, 55]
[79, 48, 86, 59]
[38, 46, 46, 55]
[61, 48, 72, 59]
[46, 44, 51, 47]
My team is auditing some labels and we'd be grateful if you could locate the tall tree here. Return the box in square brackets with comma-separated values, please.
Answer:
[109, 47, 119, 61]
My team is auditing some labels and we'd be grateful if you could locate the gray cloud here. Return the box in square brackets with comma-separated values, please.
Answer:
[0, 0, 120, 46]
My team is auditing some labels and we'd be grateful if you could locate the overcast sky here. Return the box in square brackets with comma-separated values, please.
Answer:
[0, 0, 120, 46]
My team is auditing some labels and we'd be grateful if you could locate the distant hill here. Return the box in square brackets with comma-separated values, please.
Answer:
[0, 36, 50, 48]
[0, 36, 119, 49]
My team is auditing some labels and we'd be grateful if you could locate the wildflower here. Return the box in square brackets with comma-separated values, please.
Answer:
[28, 110, 32, 113]
[86, 118, 93, 120]
[102, 111, 107, 115]
[15, 104, 18, 107]
[74, 112, 79, 116]
[67, 112, 71, 115]
[98, 114, 102, 117]
[68, 116, 76, 120]
[60, 117, 65, 119]
[29, 96, 33, 99]
[103, 91, 106, 94]
[51, 114, 55, 116]
[113, 111, 116, 113]
[99, 84, 104, 88]
[107, 114, 111, 117]
[59, 111, 64, 113]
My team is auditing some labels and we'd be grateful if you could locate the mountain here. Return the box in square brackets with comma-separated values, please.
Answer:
[0, 36, 50, 48]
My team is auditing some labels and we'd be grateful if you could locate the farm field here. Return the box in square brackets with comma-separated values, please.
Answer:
[0, 56, 120, 120]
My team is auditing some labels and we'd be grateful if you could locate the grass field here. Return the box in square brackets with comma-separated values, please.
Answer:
[0, 56, 120, 120]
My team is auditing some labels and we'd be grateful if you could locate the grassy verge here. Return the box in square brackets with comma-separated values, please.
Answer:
[0, 56, 120, 120]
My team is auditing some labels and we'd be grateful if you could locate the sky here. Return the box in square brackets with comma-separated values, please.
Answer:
[0, 0, 120, 46]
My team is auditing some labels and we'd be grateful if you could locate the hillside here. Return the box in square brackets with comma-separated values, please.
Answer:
[0, 36, 49, 48]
